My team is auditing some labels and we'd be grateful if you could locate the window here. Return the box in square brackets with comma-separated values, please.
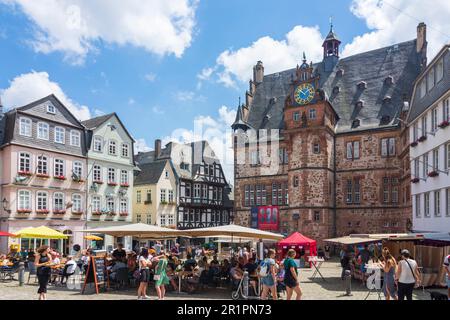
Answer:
[109, 140, 117, 155]
[93, 165, 102, 182]
[54, 193, 64, 211]
[381, 138, 395, 157]
[431, 108, 438, 132]
[92, 196, 101, 213]
[146, 215, 151, 225]
[309, 109, 317, 119]
[413, 122, 419, 141]
[421, 115, 428, 137]
[256, 185, 261, 206]
[165, 171, 169, 179]
[47, 104, 56, 114]
[423, 153, 429, 177]
[446, 144, 450, 170]
[19, 152, 31, 173]
[446, 189, 450, 217]
[432, 148, 439, 171]
[250, 185, 255, 206]
[70, 131, 81, 147]
[354, 178, 361, 204]
[93, 136, 103, 152]
[293, 112, 300, 121]
[428, 67, 435, 91]
[424, 192, 430, 217]
[443, 99, 449, 122]
[36, 192, 48, 211]
[37, 156, 48, 175]
[250, 151, 260, 165]
[108, 168, 116, 183]
[160, 189, 166, 203]
[278, 148, 288, 164]
[37, 122, 49, 140]
[414, 159, 420, 178]
[415, 195, 421, 218]
[346, 180, 353, 204]
[168, 190, 174, 203]
[194, 184, 201, 199]
[346, 141, 360, 160]
[244, 185, 250, 207]
[185, 183, 191, 198]
[313, 143, 320, 154]
[293, 176, 299, 188]
[434, 191, 441, 217]
[136, 191, 141, 203]
[55, 127, 65, 144]
[120, 198, 128, 214]
[19, 118, 32, 137]
[71, 162, 82, 180]
[54, 159, 65, 177]
[436, 59, 444, 83]
[146, 190, 151, 203]
[136, 214, 141, 223]
[18, 190, 31, 211]
[314, 211, 320, 222]
[261, 186, 267, 205]
[107, 197, 115, 213]
[419, 79, 426, 98]
[121, 144, 129, 157]
[383, 178, 390, 203]
[168, 214, 174, 226]
[121, 170, 128, 185]
[392, 178, 399, 203]
[72, 194, 82, 213]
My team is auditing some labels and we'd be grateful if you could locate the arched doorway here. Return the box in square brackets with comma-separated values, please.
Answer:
[62, 230, 73, 255]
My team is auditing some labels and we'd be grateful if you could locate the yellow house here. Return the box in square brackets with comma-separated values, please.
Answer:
[133, 159, 177, 227]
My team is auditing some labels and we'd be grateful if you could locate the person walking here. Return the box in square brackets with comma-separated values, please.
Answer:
[380, 248, 397, 300]
[260, 249, 277, 300]
[137, 248, 151, 300]
[154, 254, 170, 300]
[443, 254, 450, 300]
[284, 249, 302, 300]
[395, 249, 421, 301]
[34, 246, 52, 300]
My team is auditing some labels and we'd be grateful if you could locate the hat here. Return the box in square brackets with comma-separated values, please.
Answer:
[401, 249, 410, 256]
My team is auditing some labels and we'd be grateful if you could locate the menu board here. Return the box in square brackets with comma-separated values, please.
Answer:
[82, 256, 107, 294]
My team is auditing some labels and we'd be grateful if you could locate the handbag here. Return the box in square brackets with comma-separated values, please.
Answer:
[153, 274, 161, 281]
[404, 259, 420, 288]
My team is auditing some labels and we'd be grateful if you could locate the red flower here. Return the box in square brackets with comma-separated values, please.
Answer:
[418, 136, 427, 142]
[72, 211, 84, 215]
[94, 181, 104, 184]
[54, 176, 67, 181]
[410, 141, 418, 148]
[36, 173, 50, 178]
[120, 183, 130, 188]
[438, 121, 450, 129]
[17, 209, 32, 214]
[36, 210, 50, 214]
[53, 210, 66, 215]
[119, 213, 129, 217]
[18, 171, 33, 176]
[428, 171, 439, 178]
[92, 212, 103, 216]
[411, 178, 420, 184]
[108, 182, 118, 186]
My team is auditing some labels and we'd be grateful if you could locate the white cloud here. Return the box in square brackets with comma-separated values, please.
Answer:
[343, 0, 450, 59]
[205, 25, 324, 88]
[0, 71, 91, 120]
[128, 98, 136, 105]
[134, 138, 152, 154]
[173, 90, 206, 102]
[1, 0, 199, 64]
[144, 73, 157, 82]
[162, 105, 236, 183]
[152, 106, 165, 115]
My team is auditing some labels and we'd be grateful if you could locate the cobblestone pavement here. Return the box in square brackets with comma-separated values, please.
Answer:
[0, 260, 445, 300]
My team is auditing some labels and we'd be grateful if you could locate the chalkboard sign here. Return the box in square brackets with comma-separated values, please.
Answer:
[82, 256, 108, 294]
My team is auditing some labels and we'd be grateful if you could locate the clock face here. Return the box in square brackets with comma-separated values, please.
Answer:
[294, 83, 315, 105]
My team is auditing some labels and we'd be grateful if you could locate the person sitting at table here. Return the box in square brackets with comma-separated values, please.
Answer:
[49, 251, 61, 284]
[112, 243, 126, 262]
[166, 261, 179, 292]
[60, 256, 77, 285]
[183, 254, 197, 272]
[27, 249, 36, 272]
[197, 256, 208, 272]
[230, 261, 257, 294]
[205, 259, 221, 287]
[110, 259, 127, 282]
[243, 257, 258, 276]
[220, 259, 231, 279]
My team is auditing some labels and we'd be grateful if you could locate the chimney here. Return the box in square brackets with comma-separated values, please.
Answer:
[154, 139, 161, 160]
[416, 22, 427, 67]
[253, 61, 264, 84]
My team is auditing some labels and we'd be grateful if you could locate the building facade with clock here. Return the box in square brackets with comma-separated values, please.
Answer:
[232, 23, 430, 244]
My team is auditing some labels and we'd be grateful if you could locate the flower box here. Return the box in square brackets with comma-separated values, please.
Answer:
[410, 141, 418, 148]
[72, 211, 84, 215]
[16, 209, 32, 214]
[418, 135, 427, 142]
[36, 210, 50, 214]
[93, 181, 104, 185]
[73, 179, 85, 183]
[18, 171, 33, 176]
[120, 183, 130, 188]
[160, 201, 168, 205]
[36, 173, 50, 179]
[427, 171, 439, 178]
[438, 121, 450, 129]
[54, 176, 67, 181]
[53, 210, 66, 215]
[107, 182, 118, 187]
[411, 178, 420, 184]
[119, 213, 129, 217]
[92, 212, 103, 216]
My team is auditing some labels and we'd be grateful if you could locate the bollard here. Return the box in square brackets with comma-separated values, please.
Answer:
[18, 261, 25, 286]
[344, 270, 352, 296]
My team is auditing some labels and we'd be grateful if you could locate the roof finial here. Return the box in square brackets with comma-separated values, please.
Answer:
[303, 51, 307, 62]
[329, 16, 334, 32]
[238, 96, 241, 106]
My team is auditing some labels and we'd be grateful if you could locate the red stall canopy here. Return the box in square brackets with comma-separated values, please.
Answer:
[277, 232, 317, 257]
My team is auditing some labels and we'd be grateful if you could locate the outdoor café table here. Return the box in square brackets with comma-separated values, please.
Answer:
[308, 256, 326, 281]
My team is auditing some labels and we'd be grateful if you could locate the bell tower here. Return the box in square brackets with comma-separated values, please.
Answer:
[322, 19, 341, 72]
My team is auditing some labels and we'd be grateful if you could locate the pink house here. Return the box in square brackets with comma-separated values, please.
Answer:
[0, 95, 87, 254]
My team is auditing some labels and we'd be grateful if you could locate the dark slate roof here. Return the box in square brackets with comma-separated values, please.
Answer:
[243, 40, 422, 134]
[81, 112, 135, 142]
[408, 44, 450, 123]
[134, 160, 167, 185]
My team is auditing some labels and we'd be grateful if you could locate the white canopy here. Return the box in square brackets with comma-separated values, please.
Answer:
[180, 224, 284, 241]
[81, 223, 181, 238]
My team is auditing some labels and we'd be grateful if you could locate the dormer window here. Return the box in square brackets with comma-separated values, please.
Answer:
[355, 100, 364, 108]
[337, 69, 344, 77]
[47, 104, 56, 114]
[380, 115, 391, 125]
[383, 96, 392, 104]
[384, 76, 394, 85]
[352, 119, 361, 129]
[357, 81, 367, 90]
[333, 86, 340, 94]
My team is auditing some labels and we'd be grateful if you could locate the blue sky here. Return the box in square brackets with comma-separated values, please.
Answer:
[0, 0, 449, 182]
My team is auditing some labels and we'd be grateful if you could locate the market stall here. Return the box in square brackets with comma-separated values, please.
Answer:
[277, 232, 317, 267]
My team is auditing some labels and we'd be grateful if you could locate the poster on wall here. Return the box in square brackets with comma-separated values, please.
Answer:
[258, 206, 279, 231]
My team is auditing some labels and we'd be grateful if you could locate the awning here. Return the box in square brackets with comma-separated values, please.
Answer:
[0, 231, 16, 237]
[81, 223, 181, 238]
[180, 224, 284, 241]
[324, 236, 381, 246]
[15, 226, 68, 239]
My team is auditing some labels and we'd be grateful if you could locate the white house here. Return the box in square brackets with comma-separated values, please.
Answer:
[408, 44, 450, 233]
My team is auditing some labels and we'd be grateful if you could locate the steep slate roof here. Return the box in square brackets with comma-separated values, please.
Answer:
[408, 44, 450, 123]
[244, 40, 422, 134]
[134, 160, 167, 185]
[81, 112, 135, 142]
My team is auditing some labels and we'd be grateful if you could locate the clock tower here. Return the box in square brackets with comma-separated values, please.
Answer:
[282, 52, 339, 241]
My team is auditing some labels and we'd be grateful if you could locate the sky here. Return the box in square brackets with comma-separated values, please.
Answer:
[0, 0, 449, 184]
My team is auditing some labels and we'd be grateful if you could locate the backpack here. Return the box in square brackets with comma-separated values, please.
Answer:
[259, 260, 269, 277]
